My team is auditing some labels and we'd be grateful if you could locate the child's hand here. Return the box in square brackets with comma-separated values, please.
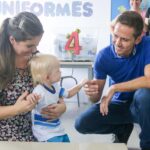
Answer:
[14, 91, 41, 114]
[26, 93, 41, 104]
[79, 78, 88, 87]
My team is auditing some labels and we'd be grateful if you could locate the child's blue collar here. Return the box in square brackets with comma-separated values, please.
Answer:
[42, 84, 56, 94]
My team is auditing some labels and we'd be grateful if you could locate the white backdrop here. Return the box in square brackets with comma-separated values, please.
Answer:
[0, 0, 111, 102]
[38, 0, 111, 54]
[0, 0, 111, 54]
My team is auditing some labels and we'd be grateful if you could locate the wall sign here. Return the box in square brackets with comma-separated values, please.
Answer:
[0, 0, 111, 61]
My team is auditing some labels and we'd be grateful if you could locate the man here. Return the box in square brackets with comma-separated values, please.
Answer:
[75, 11, 150, 150]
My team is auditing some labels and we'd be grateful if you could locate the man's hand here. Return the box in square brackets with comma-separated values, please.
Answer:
[84, 80, 99, 97]
[100, 85, 115, 116]
[83, 79, 106, 103]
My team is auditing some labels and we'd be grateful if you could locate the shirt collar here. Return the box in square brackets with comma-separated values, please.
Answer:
[111, 45, 137, 59]
[42, 84, 56, 94]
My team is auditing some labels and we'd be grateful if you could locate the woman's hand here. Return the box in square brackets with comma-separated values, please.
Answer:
[41, 98, 66, 120]
[14, 91, 40, 114]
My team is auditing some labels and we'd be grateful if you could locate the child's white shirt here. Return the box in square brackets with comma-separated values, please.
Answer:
[32, 83, 68, 141]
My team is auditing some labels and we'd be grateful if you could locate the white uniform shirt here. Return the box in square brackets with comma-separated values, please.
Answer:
[32, 83, 68, 141]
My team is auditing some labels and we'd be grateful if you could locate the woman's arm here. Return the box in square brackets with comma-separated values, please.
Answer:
[0, 91, 40, 120]
[41, 98, 66, 120]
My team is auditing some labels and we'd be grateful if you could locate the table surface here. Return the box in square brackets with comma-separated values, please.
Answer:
[0, 142, 128, 150]
[60, 61, 93, 66]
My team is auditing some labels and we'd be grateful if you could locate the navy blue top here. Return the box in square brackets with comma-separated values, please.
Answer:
[94, 36, 150, 105]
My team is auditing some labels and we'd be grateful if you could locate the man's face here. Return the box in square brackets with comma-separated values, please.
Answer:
[112, 22, 138, 57]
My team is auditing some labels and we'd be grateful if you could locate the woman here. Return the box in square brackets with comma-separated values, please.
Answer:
[110, 0, 147, 35]
[0, 12, 66, 141]
[130, 0, 144, 16]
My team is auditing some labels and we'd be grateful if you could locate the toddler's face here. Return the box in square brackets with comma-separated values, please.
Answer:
[50, 66, 61, 83]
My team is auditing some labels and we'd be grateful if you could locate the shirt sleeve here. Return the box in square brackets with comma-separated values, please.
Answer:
[32, 85, 44, 102]
[93, 50, 107, 79]
[143, 37, 150, 65]
[59, 87, 69, 98]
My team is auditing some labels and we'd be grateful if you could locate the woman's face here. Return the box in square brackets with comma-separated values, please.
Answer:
[10, 34, 43, 58]
[130, 0, 142, 10]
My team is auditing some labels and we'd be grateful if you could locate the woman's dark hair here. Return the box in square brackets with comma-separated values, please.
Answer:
[116, 11, 144, 39]
[0, 11, 44, 89]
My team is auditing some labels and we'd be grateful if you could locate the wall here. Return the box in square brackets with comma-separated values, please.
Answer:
[0, 0, 111, 103]
[111, 0, 150, 20]
[0, 0, 111, 55]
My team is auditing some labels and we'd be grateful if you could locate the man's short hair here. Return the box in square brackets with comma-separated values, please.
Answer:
[116, 11, 144, 38]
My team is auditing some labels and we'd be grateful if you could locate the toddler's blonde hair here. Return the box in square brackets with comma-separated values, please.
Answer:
[29, 54, 59, 85]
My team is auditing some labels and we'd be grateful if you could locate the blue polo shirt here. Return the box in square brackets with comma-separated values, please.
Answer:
[94, 36, 150, 105]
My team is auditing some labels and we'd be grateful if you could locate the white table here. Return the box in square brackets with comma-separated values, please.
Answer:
[0, 142, 128, 150]
[60, 61, 93, 80]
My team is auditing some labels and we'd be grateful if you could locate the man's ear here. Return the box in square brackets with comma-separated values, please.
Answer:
[9, 36, 16, 45]
[135, 35, 142, 45]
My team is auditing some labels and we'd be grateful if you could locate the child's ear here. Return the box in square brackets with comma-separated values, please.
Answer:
[42, 74, 50, 82]
[46, 74, 51, 80]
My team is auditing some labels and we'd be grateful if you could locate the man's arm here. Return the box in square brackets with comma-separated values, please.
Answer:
[100, 64, 150, 116]
[84, 79, 106, 103]
[112, 64, 150, 92]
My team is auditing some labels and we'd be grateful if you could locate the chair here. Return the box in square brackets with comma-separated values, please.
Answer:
[60, 69, 80, 107]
